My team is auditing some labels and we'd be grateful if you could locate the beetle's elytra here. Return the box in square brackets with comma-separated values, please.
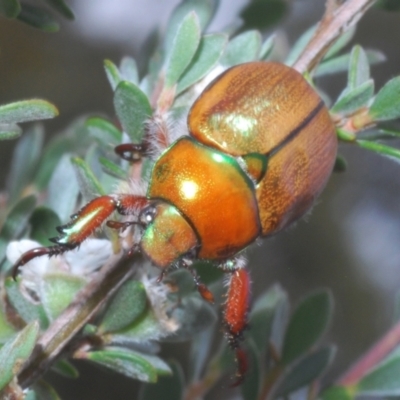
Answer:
[12, 62, 337, 384]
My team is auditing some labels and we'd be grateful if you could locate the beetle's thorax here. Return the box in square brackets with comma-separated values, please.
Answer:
[147, 137, 261, 261]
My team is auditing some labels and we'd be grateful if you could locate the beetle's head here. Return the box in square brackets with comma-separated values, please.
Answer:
[139, 201, 198, 268]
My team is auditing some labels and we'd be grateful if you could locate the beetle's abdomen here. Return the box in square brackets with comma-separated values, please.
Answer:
[189, 62, 337, 236]
[148, 137, 260, 260]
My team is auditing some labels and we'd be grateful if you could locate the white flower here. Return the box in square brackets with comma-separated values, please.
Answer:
[6, 238, 113, 298]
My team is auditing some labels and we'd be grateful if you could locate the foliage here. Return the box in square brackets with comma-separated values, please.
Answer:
[1, 0, 400, 399]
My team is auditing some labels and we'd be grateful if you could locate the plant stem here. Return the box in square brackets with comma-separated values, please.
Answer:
[293, 0, 377, 74]
[338, 319, 400, 386]
[17, 252, 135, 388]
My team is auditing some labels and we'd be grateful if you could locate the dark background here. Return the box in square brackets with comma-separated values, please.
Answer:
[1, 0, 400, 398]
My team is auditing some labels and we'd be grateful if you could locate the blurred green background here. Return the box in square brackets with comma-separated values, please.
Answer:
[1, 0, 400, 398]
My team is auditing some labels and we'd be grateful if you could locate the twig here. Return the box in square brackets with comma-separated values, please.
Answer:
[293, 0, 377, 74]
[17, 252, 135, 388]
[338, 319, 400, 386]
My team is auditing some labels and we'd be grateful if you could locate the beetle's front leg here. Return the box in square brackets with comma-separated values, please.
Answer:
[222, 259, 251, 385]
[12, 194, 149, 278]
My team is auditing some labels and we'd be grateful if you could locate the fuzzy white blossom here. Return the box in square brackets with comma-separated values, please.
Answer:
[7, 238, 113, 298]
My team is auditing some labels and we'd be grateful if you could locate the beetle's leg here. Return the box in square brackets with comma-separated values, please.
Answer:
[222, 261, 251, 386]
[12, 195, 149, 278]
[181, 258, 214, 303]
[114, 143, 150, 162]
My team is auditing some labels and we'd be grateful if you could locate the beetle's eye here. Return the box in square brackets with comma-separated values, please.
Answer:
[140, 206, 157, 225]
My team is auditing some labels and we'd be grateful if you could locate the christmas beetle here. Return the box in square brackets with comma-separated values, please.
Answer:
[12, 62, 337, 384]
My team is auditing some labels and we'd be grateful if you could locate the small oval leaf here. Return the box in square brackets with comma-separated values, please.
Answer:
[46, 154, 80, 222]
[275, 346, 336, 398]
[99, 280, 148, 334]
[282, 289, 333, 365]
[0, 321, 40, 391]
[104, 59, 122, 91]
[370, 76, 400, 121]
[113, 81, 152, 143]
[0, 99, 58, 124]
[40, 273, 86, 320]
[220, 30, 261, 67]
[177, 33, 227, 94]
[165, 12, 201, 88]
[331, 79, 374, 115]
[0, 123, 22, 140]
[84, 347, 158, 382]
[85, 117, 122, 149]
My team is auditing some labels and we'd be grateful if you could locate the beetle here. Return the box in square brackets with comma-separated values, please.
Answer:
[12, 61, 337, 384]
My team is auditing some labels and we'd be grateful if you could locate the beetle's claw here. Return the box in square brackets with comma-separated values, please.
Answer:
[11, 245, 67, 280]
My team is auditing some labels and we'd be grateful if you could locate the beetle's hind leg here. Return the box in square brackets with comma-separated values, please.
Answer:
[12, 195, 150, 279]
[220, 257, 251, 385]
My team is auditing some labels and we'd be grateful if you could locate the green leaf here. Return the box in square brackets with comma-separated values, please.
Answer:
[348, 45, 370, 90]
[0, 0, 20, 18]
[34, 136, 75, 190]
[30, 380, 62, 400]
[29, 207, 61, 246]
[85, 117, 122, 149]
[5, 277, 49, 328]
[240, 0, 288, 31]
[139, 360, 184, 400]
[120, 57, 139, 85]
[71, 157, 105, 201]
[275, 346, 336, 398]
[358, 352, 400, 396]
[166, 296, 217, 341]
[99, 157, 127, 180]
[176, 33, 227, 94]
[85, 347, 159, 382]
[357, 139, 400, 163]
[316, 50, 385, 77]
[40, 273, 86, 320]
[259, 35, 275, 60]
[320, 386, 354, 400]
[0, 100, 58, 124]
[249, 285, 287, 361]
[7, 125, 44, 202]
[17, 4, 59, 31]
[333, 155, 347, 173]
[188, 325, 215, 382]
[370, 76, 400, 121]
[241, 338, 261, 400]
[286, 25, 316, 66]
[113, 81, 152, 143]
[282, 289, 333, 365]
[220, 30, 261, 67]
[46, 154, 80, 222]
[0, 123, 22, 140]
[104, 59, 122, 91]
[164, 0, 217, 54]
[0, 302, 15, 343]
[42, 0, 74, 19]
[0, 195, 36, 267]
[324, 27, 356, 60]
[99, 280, 148, 334]
[165, 12, 201, 88]
[331, 79, 374, 115]
[52, 359, 79, 378]
[0, 321, 39, 391]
